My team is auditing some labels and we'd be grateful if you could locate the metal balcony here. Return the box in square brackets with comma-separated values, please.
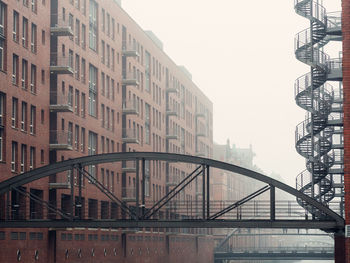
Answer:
[327, 58, 342, 81]
[195, 112, 205, 119]
[0, 116, 4, 130]
[49, 182, 71, 189]
[166, 134, 178, 140]
[166, 130, 178, 140]
[49, 130, 73, 150]
[122, 128, 139, 144]
[196, 130, 206, 137]
[122, 100, 139, 115]
[50, 54, 74, 75]
[50, 14, 74, 37]
[166, 83, 178, 93]
[166, 173, 178, 186]
[49, 91, 73, 112]
[166, 108, 177, 116]
[122, 73, 139, 86]
[122, 187, 136, 202]
[326, 12, 342, 36]
[195, 150, 206, 157]
[122, 41, 139, 57]
[122, 161, 137, 173]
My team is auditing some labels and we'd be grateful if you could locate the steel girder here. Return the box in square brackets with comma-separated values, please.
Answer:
[0, 152, 344, 230]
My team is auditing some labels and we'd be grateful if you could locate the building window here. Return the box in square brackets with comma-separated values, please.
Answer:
[89, 0, 98, 51]
[111, 18, 115, 40]
[69, 49, 74, 69]
[101, 40, 105, 64]
[0, 1, 6, 37]
[12, 98, 18, 128]
[101, 8, 105, 32]
[68, 86, 73, 107]
[69, 13, 74, 41]
[41, 30, 45, 45]
[30, 105, 35, 135]
[75, 54, 80, 80]
[106, 75, 110, 99]
[0, 129, 3, 161]
[75, 0, 80, 9]
[81, 58, 86, 83]
[74, 89, 80, 115]
[12, 54, 19, 85]
[21, 59, 28, 90]
[0, 39, 5, 71]
[20, 144, 27, 173]
[21, 102, 27, 132]
[11, 141, 18, 172]
[111, 48, 115, 71]
[29, 146, 35, 170]
[31, 0, 37, 13]
[13, 11, 19, 42]
[75, 18, 80, 45]
[88, 64, 97, 117]
[0, 92, 4, 128]
[75, 125, 79, 150]
[81, 23, 86, 49]
[30, 64, 37, 94]
[101, 72, 105, 96]
[106, 13, 110, 37]
[22, 17, 28, 48]
[81, 127, 85, 152]
[81, 92, 86, 117]
[101, 104, 105, 127]
[88, 131, 97, 179]
[106, 44, 110, 68]
[31, 23, 37, 53]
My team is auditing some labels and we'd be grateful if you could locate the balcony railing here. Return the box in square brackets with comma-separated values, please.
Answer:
[166, 173, 178, 186]
[195, 149, 206, 157]
[166, 106, 177, 116]
[327, 57, 342, 80]
[122, 41, 139, 57]
[49, 91, 73, 112]
[49, 130, 73, 150]
[327, 11, 342, 35]
[122, 128, 139, 144]
[166, 130, 178, 140]
[50, 14, 74, 37]
[122, 100, 139, 115]
[122, 187, 136, 202]
[195, 111, 205, 118]
[122, 72, 139, 86]
[122, 160, 137, 173]
[49, 171, 71, 189]
[196, 130, 206, 137]
[50, 53, 74, 74]
[166, 83, 178, 93]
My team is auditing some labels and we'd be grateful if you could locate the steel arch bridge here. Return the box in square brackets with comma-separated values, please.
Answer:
[0, 152, 344, 233]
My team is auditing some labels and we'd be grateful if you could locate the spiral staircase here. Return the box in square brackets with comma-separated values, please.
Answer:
[294, 0, 343, 218]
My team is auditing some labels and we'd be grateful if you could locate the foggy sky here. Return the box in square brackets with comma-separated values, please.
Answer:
[122, 0, 342, 186]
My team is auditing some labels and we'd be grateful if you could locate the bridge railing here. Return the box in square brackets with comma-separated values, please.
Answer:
[216, 246, 334, 253]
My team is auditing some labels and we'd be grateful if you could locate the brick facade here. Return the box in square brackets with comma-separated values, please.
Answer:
[0, 0, 214, 262]
[342, 0, 350, 261]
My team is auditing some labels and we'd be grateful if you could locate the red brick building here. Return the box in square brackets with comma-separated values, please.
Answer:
[0, 0, 214, 262]
[343, 0, 350, 261]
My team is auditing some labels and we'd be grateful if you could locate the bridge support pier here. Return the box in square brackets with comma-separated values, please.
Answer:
[334, 233, 345, 263]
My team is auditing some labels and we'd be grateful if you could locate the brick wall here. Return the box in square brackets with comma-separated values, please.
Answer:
[342, 0, 350, 261]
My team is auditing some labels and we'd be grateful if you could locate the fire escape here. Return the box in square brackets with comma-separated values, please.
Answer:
[294, 0, 343, 216]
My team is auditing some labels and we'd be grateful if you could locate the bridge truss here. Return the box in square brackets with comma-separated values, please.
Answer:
[0, 152, 344, 233]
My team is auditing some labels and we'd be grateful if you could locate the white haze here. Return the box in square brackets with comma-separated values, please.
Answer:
[122, 0, 342, 186]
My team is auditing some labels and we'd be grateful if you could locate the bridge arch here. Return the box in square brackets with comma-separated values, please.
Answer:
[0, 152, 344, 230]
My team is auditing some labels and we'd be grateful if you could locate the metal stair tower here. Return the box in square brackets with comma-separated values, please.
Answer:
[294, 0, 343, 217]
